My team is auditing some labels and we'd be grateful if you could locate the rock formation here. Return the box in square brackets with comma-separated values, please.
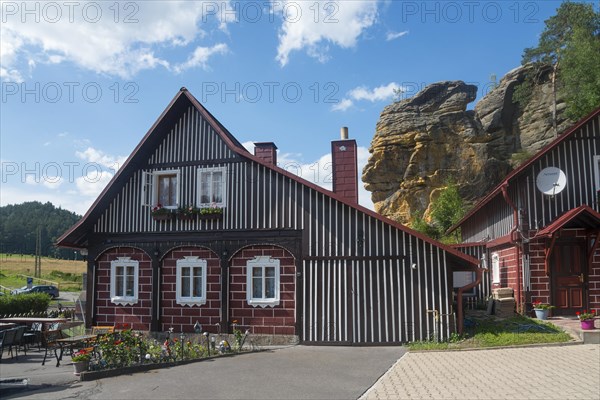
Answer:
[363, 65, 571, 224]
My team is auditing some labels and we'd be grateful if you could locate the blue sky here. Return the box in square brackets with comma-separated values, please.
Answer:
[0, 0, 586, 215]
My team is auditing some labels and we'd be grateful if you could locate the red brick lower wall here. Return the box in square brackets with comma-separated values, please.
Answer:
[160, 246, 221, 333]
[95, 247, 152, 331]
[490, 245, 519, 294]
[229, 245, 296, 335]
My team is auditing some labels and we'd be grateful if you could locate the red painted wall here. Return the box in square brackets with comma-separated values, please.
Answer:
[95, 247, 152, 331]
[229, 245, 296, 335]
[160, 246, 222, 333]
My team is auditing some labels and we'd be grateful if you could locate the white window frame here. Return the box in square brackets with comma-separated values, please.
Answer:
[176, 256, 207, 306]
[594, 155, 600, 192]
[141, 170, 180, 209]
[110, 257, 139, 306]
[246, 256, 280, 308]
[491, 253, 500, 284]
[197, 166, 227, 208]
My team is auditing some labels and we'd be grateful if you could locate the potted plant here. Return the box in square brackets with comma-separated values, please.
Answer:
[71, 349, 91, 375]
[532, 301, 554, 320]
[576, 310, 596, 330]
[151, 204, 173, 221]
[198, 205, 223, 220]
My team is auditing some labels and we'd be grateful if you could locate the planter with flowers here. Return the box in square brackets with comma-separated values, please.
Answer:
[576, 310, 596, 330]
[198, 206, 223, 220]
[151, 204, 174, 221]
[71, 349, 91, 375]
[532, 301, 554, 320]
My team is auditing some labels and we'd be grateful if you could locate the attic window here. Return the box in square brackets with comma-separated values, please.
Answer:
[198, 166, 226, 208]
[142, 170, 180, 208]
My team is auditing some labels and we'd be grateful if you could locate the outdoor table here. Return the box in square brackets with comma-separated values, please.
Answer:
[0, 322, 17, 331]
[0, 317, 67, 331]
[55, 334, 98, 365]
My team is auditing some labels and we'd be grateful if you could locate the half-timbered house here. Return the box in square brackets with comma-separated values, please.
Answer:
[449, 107, 600, 317]
[58, 88, 479, 344]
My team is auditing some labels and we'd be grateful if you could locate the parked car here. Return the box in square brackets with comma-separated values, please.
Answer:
[10, 286, 29, 295]
[17, 285, 60, 299]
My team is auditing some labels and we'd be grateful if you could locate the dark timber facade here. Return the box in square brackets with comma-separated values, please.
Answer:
[58, 88, 479, 344]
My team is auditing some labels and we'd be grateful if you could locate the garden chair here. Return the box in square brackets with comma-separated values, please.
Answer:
[10, 325, 27, 358]
[0, 328, 17, 362]
[41, 329, 63, 367]
[23, 322, 43, 351]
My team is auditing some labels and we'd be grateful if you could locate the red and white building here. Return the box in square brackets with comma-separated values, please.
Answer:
[450, 108, 600, 316]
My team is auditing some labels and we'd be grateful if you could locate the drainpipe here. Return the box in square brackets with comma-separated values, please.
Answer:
[457, 267, 483, 335]
[501, 184, 522, 314]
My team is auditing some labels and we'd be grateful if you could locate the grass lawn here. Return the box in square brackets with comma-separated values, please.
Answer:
[0, 253, 86, 292]
[408, 314, 572, 351]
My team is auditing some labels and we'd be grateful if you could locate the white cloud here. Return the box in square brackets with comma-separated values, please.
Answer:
[333, 82, 402, 112]
[75, 147, 127, 170]
[386, 30, 409, 41]
[275, 0, 379, 66]
[75, 170, 114, 197]
[331, 98, 354, 112]
[1, 1, 234, 79]
[174, 44, 229, 73]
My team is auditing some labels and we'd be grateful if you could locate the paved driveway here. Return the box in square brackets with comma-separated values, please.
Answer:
[362, 344, 600, 400]
[3, 346, 406, 400]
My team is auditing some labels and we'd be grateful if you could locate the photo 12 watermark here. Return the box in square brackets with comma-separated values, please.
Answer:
[1, 1, 140, 24]
[1, 81, 140, 104]
[199, 81, 340, 104]
[398, 1, 540, 24]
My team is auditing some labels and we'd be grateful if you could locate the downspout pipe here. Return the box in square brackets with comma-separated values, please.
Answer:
[501, 184, 522, 313]
[457, 267, 483, 335]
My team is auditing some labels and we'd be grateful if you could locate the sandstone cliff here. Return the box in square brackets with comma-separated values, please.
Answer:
[363, 65, 571, 224]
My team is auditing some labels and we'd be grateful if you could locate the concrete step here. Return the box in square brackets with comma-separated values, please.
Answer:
[581, 329, 600, 344]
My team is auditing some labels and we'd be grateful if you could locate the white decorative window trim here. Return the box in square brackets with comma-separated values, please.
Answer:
[197, 166, 227, 208]
[491, 253, 500, 284]
[110, 257, 139, 306]
[176, 256, 207, 306]
[246, 256, 280, 308]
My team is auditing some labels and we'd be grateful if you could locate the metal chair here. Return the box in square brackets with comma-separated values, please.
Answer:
[41, 330, 63, 367]
[0, 328, 16, 362]
[11, 325, 27, 358]
[23, 322, 43, 350]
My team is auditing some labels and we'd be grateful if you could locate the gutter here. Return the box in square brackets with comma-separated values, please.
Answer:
[501, 183, 523, 313]
[456, 266, 484, 334]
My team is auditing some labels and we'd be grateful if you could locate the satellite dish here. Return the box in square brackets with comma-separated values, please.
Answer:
[536, 167, 567, 196]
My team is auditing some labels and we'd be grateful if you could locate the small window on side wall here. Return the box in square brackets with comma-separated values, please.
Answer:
[110, 257, 139, 306]
[176, 257, 207, 306]
[141, 170, 180, 208]
[246, 256, 280, 307]
[491, 253, 500, 284]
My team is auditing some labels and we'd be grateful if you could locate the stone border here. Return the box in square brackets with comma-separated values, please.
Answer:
[79, 349, 265, 381]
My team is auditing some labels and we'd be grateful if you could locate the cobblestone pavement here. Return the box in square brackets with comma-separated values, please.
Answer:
[361, 344, 600, 400]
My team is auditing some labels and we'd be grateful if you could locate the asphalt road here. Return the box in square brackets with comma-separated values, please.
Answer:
[4, 346, 406, 400]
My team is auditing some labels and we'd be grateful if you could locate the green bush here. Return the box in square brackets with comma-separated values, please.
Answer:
[0, 293, 51, 316]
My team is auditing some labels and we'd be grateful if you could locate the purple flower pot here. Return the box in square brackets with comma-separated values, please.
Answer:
[580, 319, 595, 330]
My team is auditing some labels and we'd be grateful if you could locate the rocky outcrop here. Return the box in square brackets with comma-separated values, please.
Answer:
[363, 65, 570, 224]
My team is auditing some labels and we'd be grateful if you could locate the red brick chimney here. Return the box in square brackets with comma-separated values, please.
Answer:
[331, 127, 358, 204]
[254, 142, 278, 165]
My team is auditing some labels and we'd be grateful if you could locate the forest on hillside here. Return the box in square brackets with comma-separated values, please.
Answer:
[0, 201, 82, 259]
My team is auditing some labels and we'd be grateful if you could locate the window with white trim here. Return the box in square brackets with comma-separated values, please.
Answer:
[594, 155, 600, 192]
[176, 257, 207, 306]
[110, 257, 139, 305]
[491, 253, 500, 284]
[197, 167, 226, 207]
[246, 256, 280, 307]
[141, 170, 180, 208]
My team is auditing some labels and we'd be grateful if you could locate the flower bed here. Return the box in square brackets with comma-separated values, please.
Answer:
[77, 327, 256, 381]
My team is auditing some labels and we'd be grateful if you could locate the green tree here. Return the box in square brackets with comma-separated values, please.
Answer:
[410, 182, 465, 243]
[515, 2, 600, 132]
[560, 26, 600, 119]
